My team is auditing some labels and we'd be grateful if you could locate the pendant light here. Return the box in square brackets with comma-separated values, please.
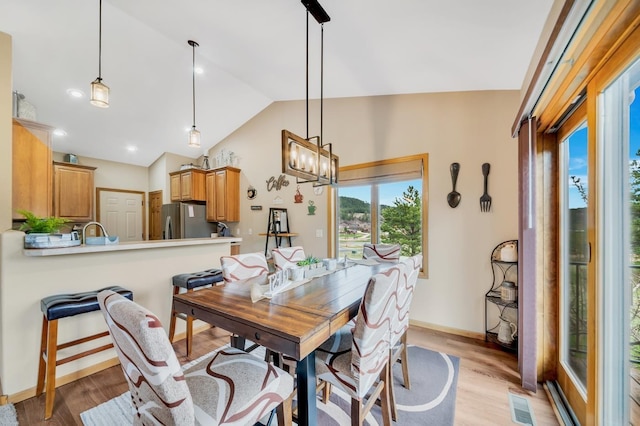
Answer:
[188, 40, 201, 148]
[90, 0, 109, 108]
[281, 0, 338, 186]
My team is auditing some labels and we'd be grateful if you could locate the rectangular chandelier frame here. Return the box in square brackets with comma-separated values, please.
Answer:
[281, 129, 338, 186]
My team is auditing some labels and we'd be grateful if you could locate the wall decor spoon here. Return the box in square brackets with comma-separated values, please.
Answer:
[447, 162, 461, 208]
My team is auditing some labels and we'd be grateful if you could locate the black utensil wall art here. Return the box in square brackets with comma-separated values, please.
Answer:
[447, 162, 461, 208]
[480, 162, 492, 212]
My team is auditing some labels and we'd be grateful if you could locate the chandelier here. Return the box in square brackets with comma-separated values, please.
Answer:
[281, 0, 338, 186]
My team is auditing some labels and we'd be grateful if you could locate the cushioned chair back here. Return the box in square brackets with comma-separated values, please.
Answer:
[220, 252, 269, 283]
[362, 243, 401, 262]
[272, 246, 306, 270]
[391, 254, 423, 346]
[98, 290, 194, 425]
[351, 265, 401, 398]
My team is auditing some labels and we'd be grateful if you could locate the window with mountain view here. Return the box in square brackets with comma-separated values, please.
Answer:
[334, 154, 427, 270]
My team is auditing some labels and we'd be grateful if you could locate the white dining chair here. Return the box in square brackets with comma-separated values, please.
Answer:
[220, 251, 269, 283]
[271, 246, 306, 270]
[362, 243, 401, 262]
[98, 290, 294, 426]
[315, 265, 402, 426]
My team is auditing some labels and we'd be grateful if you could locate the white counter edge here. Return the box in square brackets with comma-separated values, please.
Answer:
[22, 237, 242, 257]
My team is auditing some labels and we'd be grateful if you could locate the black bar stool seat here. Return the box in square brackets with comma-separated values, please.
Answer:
[36, 285, 133, 420]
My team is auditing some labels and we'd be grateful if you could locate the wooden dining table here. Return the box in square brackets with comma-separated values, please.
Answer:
[172, 261, 392, 426]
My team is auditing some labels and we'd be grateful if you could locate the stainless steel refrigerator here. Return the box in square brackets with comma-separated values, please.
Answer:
[162, 203, 217, 239]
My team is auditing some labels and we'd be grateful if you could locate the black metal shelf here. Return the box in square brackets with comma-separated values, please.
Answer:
[484, 240, 519, 353]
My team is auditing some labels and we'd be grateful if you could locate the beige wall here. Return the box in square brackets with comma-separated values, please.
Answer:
[209, 91, 520, 334]
[0, 32, 12, 231]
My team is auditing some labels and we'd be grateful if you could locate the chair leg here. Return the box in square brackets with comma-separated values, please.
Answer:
[379, 363, 392, 426]
[185, 288, 195, 356]
[400, 332, 410, 389]
[388, 352, 398, 421]
[351, 397, 364, 426]
[43, 319, 59, 420]
[276, 391, 294, 426]
[35, 316, 48, 396]
[322, 381, 332, 404]
[168, 286, 180, 343]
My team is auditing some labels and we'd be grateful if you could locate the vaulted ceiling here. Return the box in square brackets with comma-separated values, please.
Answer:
[1, 0, 554, 166]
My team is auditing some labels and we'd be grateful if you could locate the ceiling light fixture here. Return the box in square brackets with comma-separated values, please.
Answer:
[90, 0, 109, 108]
[187, 40, 201, 148]
[67, 89, 85, 98]
[281, 0, 337, 187]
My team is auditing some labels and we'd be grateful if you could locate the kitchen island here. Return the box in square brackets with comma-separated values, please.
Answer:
[0, 230, 240, 402]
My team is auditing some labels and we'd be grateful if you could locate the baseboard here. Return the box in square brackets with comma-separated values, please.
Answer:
[409, 319, 485, 341]
[8, 357, 121, 404]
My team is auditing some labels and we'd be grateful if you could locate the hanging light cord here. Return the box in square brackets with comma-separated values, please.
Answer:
[97, 0, 103, 81]
[191, 41, 198, 128]
[305, 10, 309, 140]
[320, 23, 324, 148]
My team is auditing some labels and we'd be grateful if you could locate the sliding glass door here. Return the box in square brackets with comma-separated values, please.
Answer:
[557, 105, 589, 424]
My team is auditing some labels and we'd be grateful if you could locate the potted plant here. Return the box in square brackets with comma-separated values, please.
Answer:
[17, 209, 78, 249]
[297, 255, 325, 278]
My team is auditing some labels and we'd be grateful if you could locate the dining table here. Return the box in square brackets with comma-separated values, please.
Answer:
[172, 260, 393, 426]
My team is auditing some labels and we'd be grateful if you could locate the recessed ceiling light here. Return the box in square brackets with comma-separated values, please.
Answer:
[185, 127, 192, 132]
[66, 88, 85, 98]
[53, 129, 67, 136]
[126, 145, 138, 152]
[195, 67, 203, 74]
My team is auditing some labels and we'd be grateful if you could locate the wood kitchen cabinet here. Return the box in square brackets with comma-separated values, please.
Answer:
[169, 169, 206, 202]
[206, 167, 240, 222]
[12, 118, 53, 220]
[53, 162, 96, 222]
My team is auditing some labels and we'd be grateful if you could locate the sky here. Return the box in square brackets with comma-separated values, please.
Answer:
[339, 179, 422, 207]
[567, 84, 640, 208]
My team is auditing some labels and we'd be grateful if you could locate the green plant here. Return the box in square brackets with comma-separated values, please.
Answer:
[297, 255, 320, 266]
[17, 209, 70, 234]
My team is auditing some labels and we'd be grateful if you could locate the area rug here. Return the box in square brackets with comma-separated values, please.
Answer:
[0, 403, 19, 426]
[81, 345, 459, 426]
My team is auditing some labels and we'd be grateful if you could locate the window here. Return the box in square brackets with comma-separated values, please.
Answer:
[331, 154, 428, 275]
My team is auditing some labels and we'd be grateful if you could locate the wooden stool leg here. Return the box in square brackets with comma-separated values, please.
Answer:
[35, 316, 48, 396]
[185, 288, 194, 356]
[44, 319, 58, 420]
[168, 286, 180, 343]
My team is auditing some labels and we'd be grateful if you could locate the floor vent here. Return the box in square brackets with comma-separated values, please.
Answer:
[509, 393, 536, 425]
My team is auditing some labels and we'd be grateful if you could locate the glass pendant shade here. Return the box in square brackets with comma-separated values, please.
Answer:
[188, 126, 201, 148]
[90, 78, 109, 108]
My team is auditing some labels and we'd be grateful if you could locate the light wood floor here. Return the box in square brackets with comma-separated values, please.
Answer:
[13, 325, 559, 425]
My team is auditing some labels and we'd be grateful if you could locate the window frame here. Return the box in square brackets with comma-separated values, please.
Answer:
[328, 153, 429, 277]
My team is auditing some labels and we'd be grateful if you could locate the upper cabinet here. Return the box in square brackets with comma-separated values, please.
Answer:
[12, 118, 53, 220]
[53, 162, 96, 222]
[169, 169, 206, 202]
[206, 167, 240, 222]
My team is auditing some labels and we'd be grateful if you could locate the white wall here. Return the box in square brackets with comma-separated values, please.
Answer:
[208, 91, 520, 334]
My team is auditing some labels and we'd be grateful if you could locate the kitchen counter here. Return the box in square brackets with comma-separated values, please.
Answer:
[0, 230, 239, 401]
[23, 236, 242, 256]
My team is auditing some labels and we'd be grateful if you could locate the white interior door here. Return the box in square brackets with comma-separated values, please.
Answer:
[98, 190, 143, 242]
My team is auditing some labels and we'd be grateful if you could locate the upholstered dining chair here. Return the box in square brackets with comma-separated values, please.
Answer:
[362, 243, 401, 262]
[387, 254, 422, 420]
[98, 290, 294, 426]
[220, 251, 269, 283]
[271, 246, 306, 270]
[220, 252, 273, 355]
[315, 265, 402, 426]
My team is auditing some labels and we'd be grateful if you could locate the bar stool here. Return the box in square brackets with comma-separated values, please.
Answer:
[36, 285, 133, 420]
[168, 269, 223, 356]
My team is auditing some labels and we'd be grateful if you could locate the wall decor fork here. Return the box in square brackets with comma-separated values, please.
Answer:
[480, 163, 492, 212]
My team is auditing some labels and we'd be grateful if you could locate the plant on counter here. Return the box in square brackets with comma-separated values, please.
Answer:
[297, 255, 321, 268]
[17, 209, 70, 234]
